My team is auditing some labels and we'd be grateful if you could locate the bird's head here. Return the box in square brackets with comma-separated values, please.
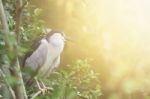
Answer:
[45, 30, 67, 47]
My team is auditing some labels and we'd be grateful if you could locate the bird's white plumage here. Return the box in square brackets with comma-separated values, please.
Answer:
[25, 39, 49, 71]
[25, 33, 65, 78]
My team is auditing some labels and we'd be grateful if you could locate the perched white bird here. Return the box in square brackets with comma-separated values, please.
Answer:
[22, 30, 67, 92]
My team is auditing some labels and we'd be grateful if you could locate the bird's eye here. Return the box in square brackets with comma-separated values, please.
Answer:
[61, 32, 66, 37]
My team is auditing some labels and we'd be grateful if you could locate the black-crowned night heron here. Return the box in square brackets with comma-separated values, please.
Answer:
[23, 30, 67, 94]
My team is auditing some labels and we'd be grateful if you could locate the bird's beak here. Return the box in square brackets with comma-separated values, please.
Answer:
[64, 36, 74, 42]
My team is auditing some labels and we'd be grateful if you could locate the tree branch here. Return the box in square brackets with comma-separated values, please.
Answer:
[11, 59, 28, 99]
[14, 0, 23, 43]
[0, 0, 10, 47]
[0, 69, 16, 99]
[13, 0, 28, 99]
[0, 0, 13, 98]
[0, 0, 28, 99]
[0, 0, 9, 32]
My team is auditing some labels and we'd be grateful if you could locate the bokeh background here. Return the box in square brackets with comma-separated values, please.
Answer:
[31, 0, 150, 99]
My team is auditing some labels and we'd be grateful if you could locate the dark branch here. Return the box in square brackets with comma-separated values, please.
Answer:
[14, 0, 23, 43]
[13, 0, 28, 99]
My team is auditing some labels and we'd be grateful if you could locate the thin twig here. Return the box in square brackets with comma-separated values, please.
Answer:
[30, 91, 42, 99]
[0, 69, 16, 99]
[21, 0, 30, 10]
[30, 87, 53, 99]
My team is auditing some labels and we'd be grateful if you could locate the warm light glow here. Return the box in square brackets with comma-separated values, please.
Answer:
[33, 0, 150, 98]
[93, 0, 150, 97]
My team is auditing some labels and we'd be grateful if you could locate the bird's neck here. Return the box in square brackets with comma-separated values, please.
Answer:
[48, 38, 64, 52]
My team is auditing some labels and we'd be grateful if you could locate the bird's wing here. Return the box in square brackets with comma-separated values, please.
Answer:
[44, 56, 60, 78]
[22, 36, 43, 67]
[24, 39, 49, 72]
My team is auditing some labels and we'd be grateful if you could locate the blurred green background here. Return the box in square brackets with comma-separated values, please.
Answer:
[30, 0, 150, 99]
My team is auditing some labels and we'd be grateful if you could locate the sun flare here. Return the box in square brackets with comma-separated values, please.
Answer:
[31, 0, 150, 98]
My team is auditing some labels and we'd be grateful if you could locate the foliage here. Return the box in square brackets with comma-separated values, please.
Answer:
[29, 60, 101, 99]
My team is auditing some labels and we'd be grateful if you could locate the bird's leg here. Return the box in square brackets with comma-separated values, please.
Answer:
[34, 77, 52, 95]
[35, 77, 42, 90]
[34, 77, 47, 95]
[40, 80, 46, 88]
[39, 79, 52, 94]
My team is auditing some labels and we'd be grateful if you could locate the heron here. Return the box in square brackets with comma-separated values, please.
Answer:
[22, 30, 68, 94]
